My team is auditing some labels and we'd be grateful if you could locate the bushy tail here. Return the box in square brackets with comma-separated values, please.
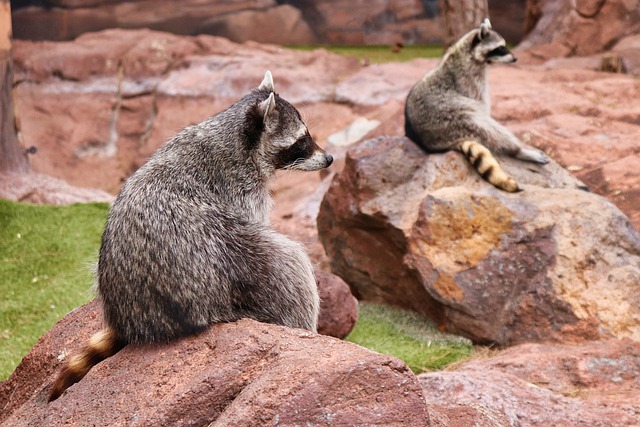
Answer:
[49, 328, 125, 402]
[457, 140, 520, 192]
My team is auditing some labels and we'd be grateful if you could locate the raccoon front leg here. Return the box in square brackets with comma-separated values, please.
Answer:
[515, 147, 549, 164]
[251, 231, 320, 332]
[457, 140, 520, 192]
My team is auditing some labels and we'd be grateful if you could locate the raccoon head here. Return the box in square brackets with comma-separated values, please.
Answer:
[244, 71, 333, 174]
[471, 19, 517, 65]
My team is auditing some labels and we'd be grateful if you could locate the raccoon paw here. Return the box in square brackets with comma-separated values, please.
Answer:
[517, 148, 549, 164]
[501, 178, 521, 193]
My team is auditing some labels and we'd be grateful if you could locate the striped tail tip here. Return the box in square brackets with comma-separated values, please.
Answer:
[48, 328, 124, 402]
[459, 140, 521, 193]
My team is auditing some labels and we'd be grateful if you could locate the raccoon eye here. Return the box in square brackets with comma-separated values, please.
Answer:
[274, 134, 314, 169]
[488, 46, 510, 57]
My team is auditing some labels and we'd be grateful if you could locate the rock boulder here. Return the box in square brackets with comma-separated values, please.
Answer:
[12, 0, 448, 45]
[317, 136, 640, 346]
[0, 300, 430, 426]
[11, 31, 640, 232]
[419, 339, 640, 426]
[316, 270, 358, 339]
[11, 29, 360, 194]
[0, 172, 113, 205]
[520, 0, 640, 62]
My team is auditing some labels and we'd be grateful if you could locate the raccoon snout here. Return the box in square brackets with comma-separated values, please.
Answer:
[324, 153, 334, 166]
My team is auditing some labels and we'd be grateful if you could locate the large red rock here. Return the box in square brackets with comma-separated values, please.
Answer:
[316, 270, 358, 339]
[0, 172, 113, 205]
[0, 300, 430, 426]
[199, 5, 317, 45]
[6, 299, 636, 426]
[12, 0, 279, 42]
[317, 135, 640, 346]
[12, 0, 445, 45]
[14, 0, 532, 46]
[11, 29, 360, 194]
[11, 30, 640, 232]
[519, 0, 640, 62]
[419, 339, 640, 426]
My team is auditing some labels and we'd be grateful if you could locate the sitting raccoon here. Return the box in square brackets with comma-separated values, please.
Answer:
[49, 71, 333, 401]
[405, 19, 549, 192]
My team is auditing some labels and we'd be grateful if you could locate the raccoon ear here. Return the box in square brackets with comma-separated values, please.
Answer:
[258, 70, 275, 93]
[480, 18, 492, 39]
[243, 94, 275, 149]
[258, 92, 277, 127]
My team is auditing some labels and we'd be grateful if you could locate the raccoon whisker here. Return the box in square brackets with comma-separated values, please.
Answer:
[299, 104, 319, 132]
[296, 100, 311, 109]
[307, 121, 319, 132]
[282, 158, 306, 170]
[278, 168, 296, 178]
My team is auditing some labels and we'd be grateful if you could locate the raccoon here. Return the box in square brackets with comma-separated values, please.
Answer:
[405, 19, 549, 192]
[49, 71, 333, 401]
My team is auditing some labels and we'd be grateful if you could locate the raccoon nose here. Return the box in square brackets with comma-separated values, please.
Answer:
[324, 153, 334, 166]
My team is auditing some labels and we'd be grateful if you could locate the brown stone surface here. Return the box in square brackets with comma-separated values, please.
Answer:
[0, 172, 113, 204]
[3, 26, 640, 427]
[316, 270, 358, 339]
[11, 29, 360, 194]
[6, 300, 636, 426]
[13, 0, 279, 42]
[419, 339, 640, 426]
[309, 0, 442, 45]
[610, 33, 640, 75]
[519, 0, 640, 65]
[488, 0, 528, 43]
[428, 403, 512, 426]
[200, 5, 318, 45]
[12, 0, 446, 45]
[13, 0, 534, 46]
[0, 300, 431, 426]
[11, 30, 640, 233]
[317, 135, 640, 346]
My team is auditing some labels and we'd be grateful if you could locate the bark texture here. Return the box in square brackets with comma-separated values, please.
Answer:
[439, 0, 489, 47]
[1, 0, 29, 173]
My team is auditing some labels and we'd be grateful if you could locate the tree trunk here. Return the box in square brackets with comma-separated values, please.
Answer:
[439, 0, 490, 48]
[1, 0, 29, 174]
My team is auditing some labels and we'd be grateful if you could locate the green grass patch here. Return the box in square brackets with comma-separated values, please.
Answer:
[0, 199, 109, 380]
[286, 44, 443, 63]
[346, 302, 474, 373]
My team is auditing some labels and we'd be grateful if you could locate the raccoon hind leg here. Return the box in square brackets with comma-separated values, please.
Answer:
[457, 140, 520, 192]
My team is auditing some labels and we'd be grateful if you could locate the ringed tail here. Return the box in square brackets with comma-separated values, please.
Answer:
[457, 140, 520, 192]
[48, 328, 125, 402]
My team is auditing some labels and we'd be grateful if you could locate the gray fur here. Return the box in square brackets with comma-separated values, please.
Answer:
[98, 71, 332, 343]
[405, 19, 549, 163]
